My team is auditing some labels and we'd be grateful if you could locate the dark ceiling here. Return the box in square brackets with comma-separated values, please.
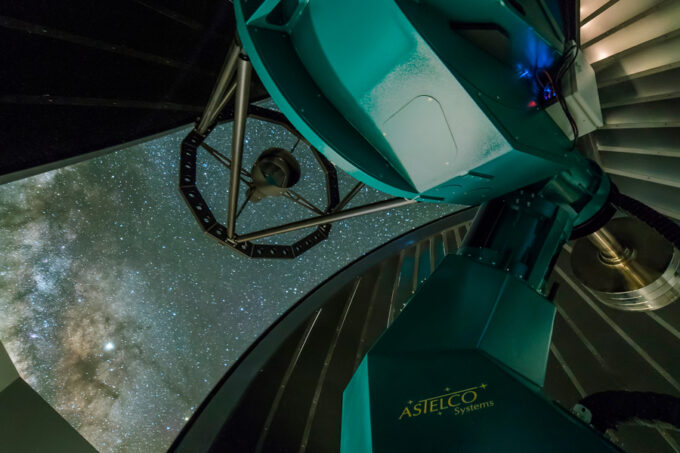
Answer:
[0, 0, 266, 183]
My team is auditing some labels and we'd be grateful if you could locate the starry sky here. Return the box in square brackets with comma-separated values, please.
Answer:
[0, 106, 459, 452]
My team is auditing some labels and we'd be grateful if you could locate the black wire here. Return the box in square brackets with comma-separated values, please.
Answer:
[611, 192, 680, 250]
[556, 43, 578, 81]
[579, 391, 680, 433]
[290, 138, 301, 153]
[558, 89, 579, 148]
[554, 43, 580, 147]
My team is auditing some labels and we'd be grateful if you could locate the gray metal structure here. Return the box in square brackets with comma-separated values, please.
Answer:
[1, 0, 679, 451]
[170, 206, 680, 453]
[181, 52, 418, 258]
[170, 5, 680, 450]
[0, 342, 96, 452]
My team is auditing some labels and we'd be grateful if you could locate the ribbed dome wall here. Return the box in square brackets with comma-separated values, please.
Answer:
[580, 0, 680, 221]
[533, 5, 680, 450]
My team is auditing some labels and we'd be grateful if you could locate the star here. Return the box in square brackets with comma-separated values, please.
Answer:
[481, 383, 487, 389]
[0, 97, 460, 453]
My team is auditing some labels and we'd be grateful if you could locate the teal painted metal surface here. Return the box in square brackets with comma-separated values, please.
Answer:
[542, 161, 611, 228]
[234, 0, 592, 204]
[235, 0, 417, 199]
[394, 0, 572, 157]
[345, 352, 620, 452]
[459, 162, 610, 292]
[341, 256, 619, 453]
[232, 0, 618, 450]
[339, 174, 612, 450]
[341, 359, 373, 453]
[371, 255, 555, 385]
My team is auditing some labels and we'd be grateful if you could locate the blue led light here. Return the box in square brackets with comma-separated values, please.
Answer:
[515, 34, 560, 103]
[543, 85, 555, 100]
[516, 65, 532, 79]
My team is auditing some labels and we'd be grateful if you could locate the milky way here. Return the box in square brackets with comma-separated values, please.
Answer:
[0, 107, 460, 452]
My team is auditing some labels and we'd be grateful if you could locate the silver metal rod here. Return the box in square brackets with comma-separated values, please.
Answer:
[201, 142, 253, 181]
[226, 55, 252, 239]
[254, 309, 322, 453]
[235, 193, 252, 221]
[284, 190, 324, 215]
[387, 250, 406, 327]
[587, 227, 626, 259]
[209, 80, 238, 126]
[299, 278, 360, 453]
[196, 41, 241, 134]
[132, 0, 204, 31]
[201, 142, 253, 183]
[354, 265, 383, 370]
[334, 182, 365, 212]
[549, 344, 586, 398]
[236, 198, 416, 243]
[587, 226, 652, 287]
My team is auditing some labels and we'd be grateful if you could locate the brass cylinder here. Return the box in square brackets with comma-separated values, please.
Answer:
[572, 218, 680, 311]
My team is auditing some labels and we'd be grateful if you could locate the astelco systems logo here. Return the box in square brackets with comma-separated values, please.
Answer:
[398, 383, 495, 420]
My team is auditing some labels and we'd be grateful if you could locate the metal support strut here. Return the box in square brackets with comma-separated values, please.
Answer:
[587, 228, 628, 263]
[181, 40, 418, 257]
[588, 227, 651, 290]
[196, 41, 242, 134]
[227, 52, 252, 239]
[236, 198, 416, 243]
